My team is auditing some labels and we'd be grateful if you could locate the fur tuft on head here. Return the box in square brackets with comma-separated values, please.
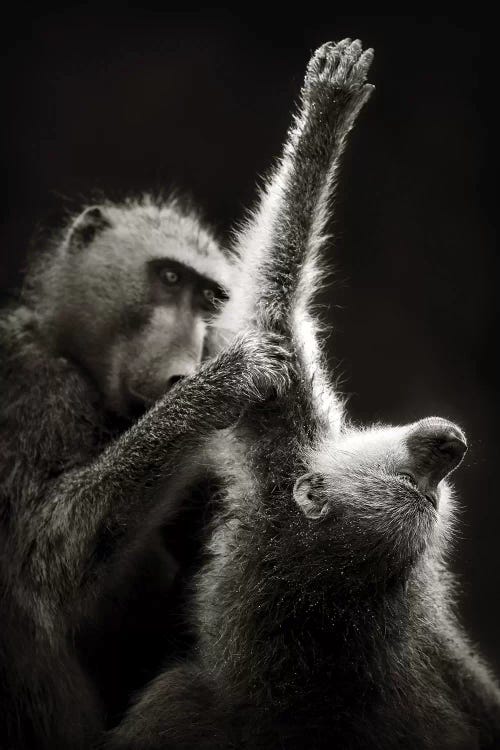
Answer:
[22, 193, 235, 315]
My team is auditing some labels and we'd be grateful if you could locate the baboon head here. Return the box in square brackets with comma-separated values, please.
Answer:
[293, 417, 467, 583]
[31, 198, 234, 416]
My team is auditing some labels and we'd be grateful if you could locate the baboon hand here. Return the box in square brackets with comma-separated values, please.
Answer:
[304, 38, 374, 130]
[230, 329, 293, 402]
[164, 329, 292, 432]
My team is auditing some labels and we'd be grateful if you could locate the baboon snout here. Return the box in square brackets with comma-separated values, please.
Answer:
[162, 355, 200, 392]
[405, 418, 467, 486]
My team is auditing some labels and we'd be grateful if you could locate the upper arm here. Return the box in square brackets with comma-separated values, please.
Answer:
[0, 336, 101, 497]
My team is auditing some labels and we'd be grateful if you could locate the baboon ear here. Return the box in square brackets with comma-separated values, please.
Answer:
[293, 472, 328, 520]
[67, 206, 111, 252]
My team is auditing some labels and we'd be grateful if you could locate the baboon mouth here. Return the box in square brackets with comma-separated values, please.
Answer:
[127, 386, 154, 417]
[127, 398, 148, 419]
[398, 474, 438, 512]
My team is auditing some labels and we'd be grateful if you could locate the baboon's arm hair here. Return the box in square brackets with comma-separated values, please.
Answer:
[231, 39, 374, 333]
[9, 331, 288, 620]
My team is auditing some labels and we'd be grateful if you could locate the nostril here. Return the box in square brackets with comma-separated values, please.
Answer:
[407, 419, 468, 484]
[166, 375, 186, 390]
[430, 433, 467, 482]
[437, 436, 467, 464]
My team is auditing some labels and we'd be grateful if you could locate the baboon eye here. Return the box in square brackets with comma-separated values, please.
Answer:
[397, 473, 418, 489]
[203, 289, 215, 303]
[161, 269, 179, 285]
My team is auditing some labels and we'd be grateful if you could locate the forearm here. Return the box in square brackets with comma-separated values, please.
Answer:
[230, 40, 373, 333]
[13, 332, 288, 617]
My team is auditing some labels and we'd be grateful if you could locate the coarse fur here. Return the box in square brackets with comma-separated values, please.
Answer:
[25, 194, 235, 414]
[108, 40, 500, 750]
[0, 191, 291, 749]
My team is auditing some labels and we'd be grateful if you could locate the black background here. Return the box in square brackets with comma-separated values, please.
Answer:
[1, 10, 498, 670]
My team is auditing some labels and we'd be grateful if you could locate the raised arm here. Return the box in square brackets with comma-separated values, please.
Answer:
[218, 40, 373, 435]
[222, 39, 373, 336]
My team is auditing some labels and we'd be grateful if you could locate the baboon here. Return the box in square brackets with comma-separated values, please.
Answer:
[0, 194, 290, 749]
[107, 40, 500, 750]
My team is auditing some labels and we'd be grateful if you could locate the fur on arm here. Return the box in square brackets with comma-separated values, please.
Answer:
[218, 40, 373, 434]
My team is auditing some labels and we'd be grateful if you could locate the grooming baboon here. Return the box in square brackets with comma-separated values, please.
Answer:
[108, 40, 500, 749]
[0, 194, 290, 749]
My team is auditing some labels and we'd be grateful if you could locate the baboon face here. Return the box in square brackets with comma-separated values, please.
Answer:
[293, 418, 467, 578]
[48, 202, 232, 416]
[110, 257, 229, 415]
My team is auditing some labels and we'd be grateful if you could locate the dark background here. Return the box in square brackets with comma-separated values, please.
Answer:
[1, 10, 498, 670]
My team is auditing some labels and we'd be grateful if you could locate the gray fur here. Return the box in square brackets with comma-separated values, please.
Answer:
[0, 194, 289, 748]
[107, 40, 500, 750]
[27, 195, 235, 415]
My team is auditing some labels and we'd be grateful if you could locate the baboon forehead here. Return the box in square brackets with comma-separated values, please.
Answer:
[103, 201, 216, 254]
[95, 201, 234, 289]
